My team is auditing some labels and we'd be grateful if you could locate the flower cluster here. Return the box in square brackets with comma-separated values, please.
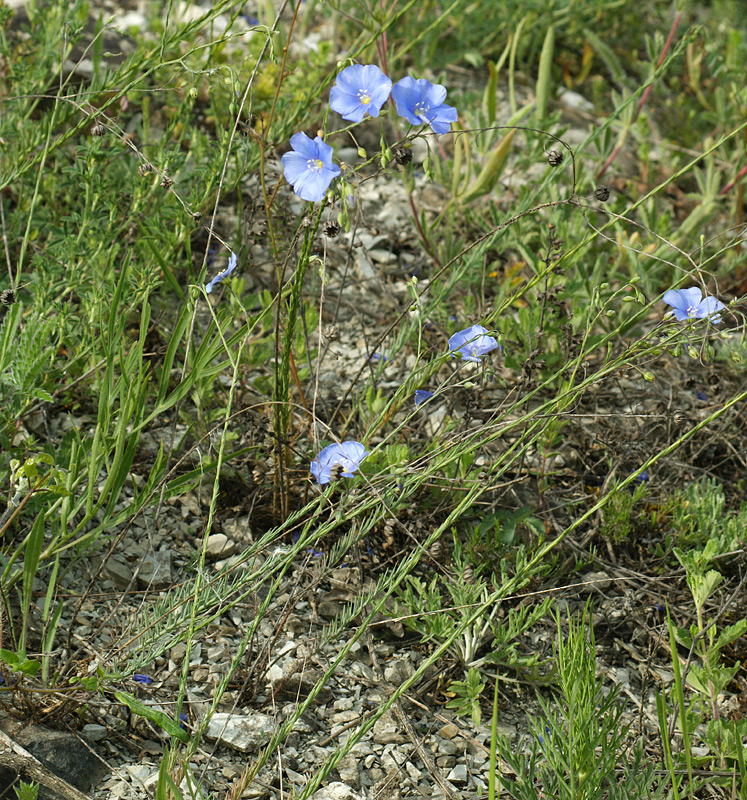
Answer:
[282, 64, 457, 202]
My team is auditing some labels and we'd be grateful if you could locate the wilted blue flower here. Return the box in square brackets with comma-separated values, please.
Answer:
[179, 712, 188, 730]
[205, 252, 238, 294]
[281, 132, 341, 202]
[633, 471, 649, 484]
[695, 390, 707, 401]
[414, 389, 435, 406]
[330, 64, 392, 123]
[368, 353, 388, 362]
[133, 673, 153, 685]
[663, 287, 725, 323]
[391, 77, 457, 135]
[310, 441, 369, 485]
[448, 325, 499, 363]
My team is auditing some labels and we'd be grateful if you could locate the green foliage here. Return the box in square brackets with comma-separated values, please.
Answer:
[13, 781, 39, 800]
[445, 666, 486, 726]
[599, 481, 649, 542]
[396, 533, 551, 671]
[495, 606, 666, 800]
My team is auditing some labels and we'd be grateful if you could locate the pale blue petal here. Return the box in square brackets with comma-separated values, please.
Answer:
[282, 150, 311, 185]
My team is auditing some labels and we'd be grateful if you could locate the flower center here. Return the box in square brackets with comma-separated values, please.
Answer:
[686, 305, 699, 317]
[414, 102, 430, 119]
[307, 158, 324, 173]
[357, 89, 371, 105]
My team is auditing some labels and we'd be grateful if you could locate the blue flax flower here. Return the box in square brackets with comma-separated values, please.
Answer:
[448, 325, 499, 363]
[205, 252, 238, 294]
[310, 441, 369, 485]
[133, 673, 154, 685]
[663, 287, 725, 324]
[330, 64, 392, 123]
[391, 77, 457, 135]
[281, 132, 341, 202]
[414, 389, 435, 406]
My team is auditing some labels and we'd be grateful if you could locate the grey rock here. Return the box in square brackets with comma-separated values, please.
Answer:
[206, 533, 238, 559]
[0, 725, 109, 800]
[446, 764, 469, 783]
[372, 712, 405, 745]
[311, 782, 363, 800]
[205, 711, 276, 753]
[104, 556, 134, 589]
[81, 723, 108, 741]
[137, 551, 173, 589]
[337, 755, 360, 788]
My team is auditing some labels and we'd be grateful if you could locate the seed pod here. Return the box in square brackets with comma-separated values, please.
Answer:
[90, 122, 106, 137]
[161, 176, 174, 189]
[672, 411, 687, 426]
[324, 220, 341, 238]
[394, 147, 413, 166]
[594, 184, 610, 202]
[462, 564, 475, 585]
[547, 150, 564, 167]
[428, 539, 443, 561]
[323, 324, 340, 341]
[138, 163, 153, 177]
[0, 288, 16, 305]
[192, 211, 202, 223]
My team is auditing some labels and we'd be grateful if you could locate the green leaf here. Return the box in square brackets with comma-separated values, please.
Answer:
[716, 619, 747, 650]
[115, 691, 189, 742]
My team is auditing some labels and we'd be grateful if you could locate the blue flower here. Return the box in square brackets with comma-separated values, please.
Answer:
[133, 673, 153, 685]
[391, 77, 457, 135]
[330, 64, 392, 123]
[663, 287, 725, 323]
[448, 325, 499, 363]
[414, 389, 435, 406]
[205, 252, 238, 294]
[179, 712, 188, 730]
[310, 441, 369, 485]
[281, 132, 341, 202]
[633, 470, 649, 484]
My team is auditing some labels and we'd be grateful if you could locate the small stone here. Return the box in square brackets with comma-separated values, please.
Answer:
[438, 723, 460, 740]
[446, 764, 469, 783]
[372, 711, 405, 745]
[584, 571, 611, 591]
[337, 755, 360, 788]
[206, 533, 238, 559]
[205, 711, 276, 753]
[104, 557, 134, 589]
[311, 782, 363, 800]
[81, 723, 108, 741]
[137, 551, 172, 589]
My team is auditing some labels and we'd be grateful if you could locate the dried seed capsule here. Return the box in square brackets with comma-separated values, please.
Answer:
[394, 147, 413, 166]
[160, 176, 174, 189]
[90, 122, 106, 136]
[138, 163, 153, 177]
[323, 220, 340, 238]
[672, 411, 687, 426]
[0, 288, 16, 305]
[594, 184, 610, 202]
[547, 150, 564, 167]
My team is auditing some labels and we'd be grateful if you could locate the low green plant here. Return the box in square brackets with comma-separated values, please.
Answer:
[396, 532, 552, 670]
[445, 666, 487, 726]
[494, 605, 666, 800]
[600, 479, 649, 542]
